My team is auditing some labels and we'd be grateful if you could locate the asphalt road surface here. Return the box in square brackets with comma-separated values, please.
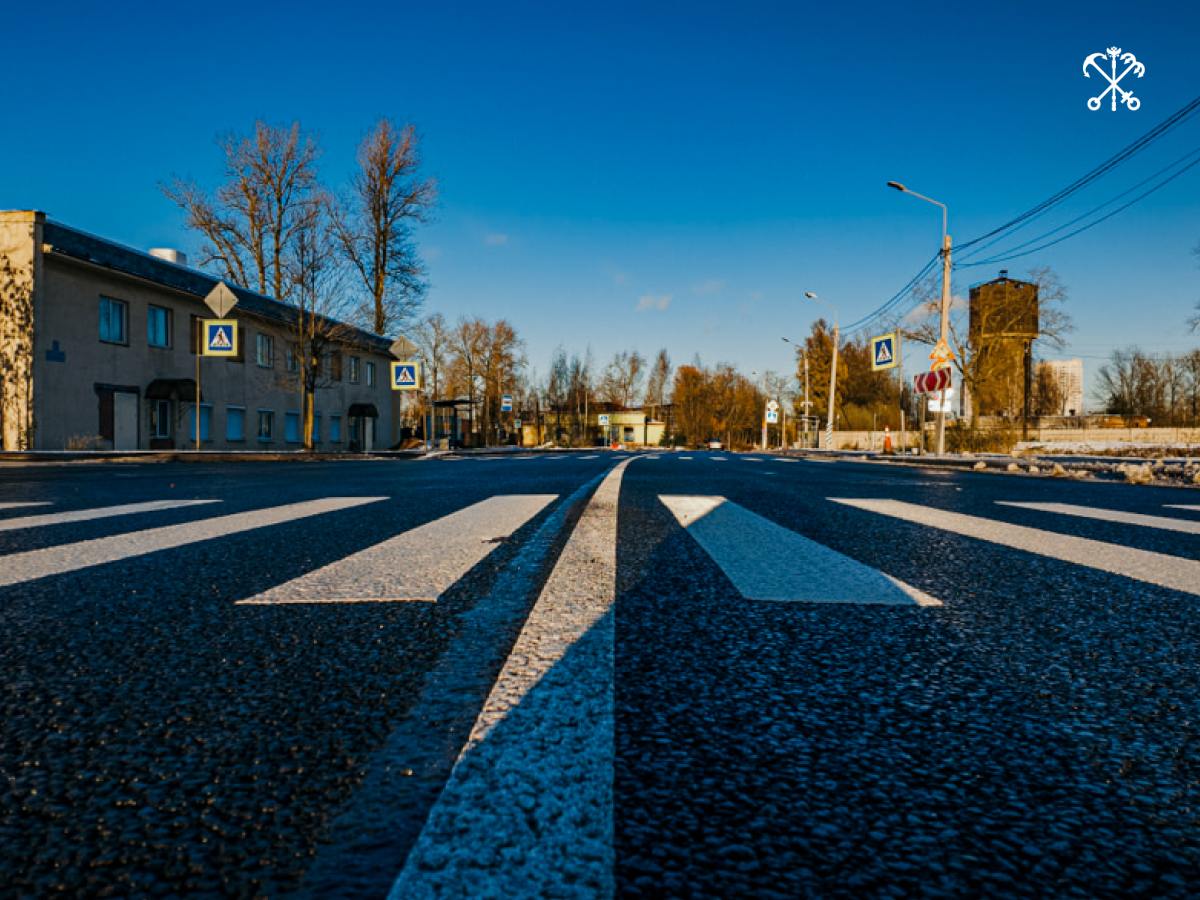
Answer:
[2, 451, 1199, 897]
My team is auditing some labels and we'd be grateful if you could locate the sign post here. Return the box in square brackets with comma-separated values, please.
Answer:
[197, 283, 239, 451]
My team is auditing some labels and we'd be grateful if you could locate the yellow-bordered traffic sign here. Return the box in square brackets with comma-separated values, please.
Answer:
[870, 332, 899, 371]
[391, 360, 421, 391]
[201, 319, 238, 357]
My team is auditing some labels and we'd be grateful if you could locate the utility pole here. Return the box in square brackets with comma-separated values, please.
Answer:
[889, 181, 951, 455]
[827, 322, 839, 450]
[936, 231, 952, 455]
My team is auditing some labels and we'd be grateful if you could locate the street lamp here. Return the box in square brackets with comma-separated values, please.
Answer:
[804, 292, 838, 451]
[888, 180, 952, 455]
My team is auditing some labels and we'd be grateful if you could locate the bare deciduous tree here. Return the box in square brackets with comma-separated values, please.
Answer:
[644, 349, 672, 419]
[333, 119, 437, 336]
[599, 350, 646, 407]
[164, 121, 321, 302]
[287, 201, 355, 449]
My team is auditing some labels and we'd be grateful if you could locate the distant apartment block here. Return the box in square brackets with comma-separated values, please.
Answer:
[0, 211, 395, 451]
[1043, 358, 1085, 416]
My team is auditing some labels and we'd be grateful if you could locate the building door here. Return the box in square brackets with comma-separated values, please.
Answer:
[364, 417, 375, 451]
[113, 392, 138, 449]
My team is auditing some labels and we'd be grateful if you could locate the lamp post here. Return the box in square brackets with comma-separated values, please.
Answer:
[888, 180, 952, 455]
[804, 292, 838, 451]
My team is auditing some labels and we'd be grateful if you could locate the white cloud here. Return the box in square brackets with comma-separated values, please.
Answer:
[484, 232, 509, 246]
[636, 293, 672, 312]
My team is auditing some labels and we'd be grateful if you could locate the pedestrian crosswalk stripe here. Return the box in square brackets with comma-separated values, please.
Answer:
[997, 501, 1200, 535]
[0, 499, 219, 534]
[238, 494, 557, 604]
[660, 495, 940, 606]
[831, 498, 1200, 597]
[0, 497, 384, 589]
[0, 502, 52, 511]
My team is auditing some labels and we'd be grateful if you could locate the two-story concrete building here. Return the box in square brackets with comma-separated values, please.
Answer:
[0, 211, 397, 451]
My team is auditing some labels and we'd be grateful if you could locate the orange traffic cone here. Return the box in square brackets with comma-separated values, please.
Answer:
[883, 426, 893, 454]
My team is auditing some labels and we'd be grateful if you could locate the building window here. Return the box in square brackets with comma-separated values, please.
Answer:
[256, 333, 274, 368]
[147, 305, 172, 348]
[99, 297, 128, 345]
[285, 344, 299, 373]
[365, 361, 376, 387]
[186, 404, 212, 442]
[285, 411, 301, 444]
[226, 407, 246, 441]
[257, 410, 274, 442]
[330, 352, 343, 381]
[150, 399, 172, 439]
[330, 415, 342, 442]
[348, 356, 361, 384]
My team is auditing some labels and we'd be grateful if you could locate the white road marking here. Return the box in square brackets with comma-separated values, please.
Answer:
[997, 501, 1200, 535]
[579, 454, 599, 459]
[0, 499, 218, 534]
[0, 501, 52, 511]
[743, 457, 764, 463]
[832, 498, 1200, 597]
[679, 456, 694, 460]
[1166, 504, 1200, 513]
[239, 495, 556, 604]
[0, 497, 384, 589]
[660, 495, 940, 606]
[393, 461, 629, 898]
[709, 456, 727, 462]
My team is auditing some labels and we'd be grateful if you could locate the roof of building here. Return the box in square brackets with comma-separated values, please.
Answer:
[41, 220, 392, 355]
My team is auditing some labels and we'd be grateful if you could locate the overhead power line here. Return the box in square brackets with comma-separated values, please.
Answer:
[844, 93, 1200, 335]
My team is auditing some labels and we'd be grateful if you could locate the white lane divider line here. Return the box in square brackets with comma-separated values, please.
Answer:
[679, 456, 694, 460]
[661, 495, 940, 606]
[579, 454, 599, 459]
[393, 461, 629, 899]
[1166, 504, 1200, 513]
[832, 498, 1200, 597]
[238, 495, 556, 605]
[0, 499, 218, 534]
[997, 501, 1200, 535]
[0, 501, 53, 511]
[743, 457, 764, 463]
[0, 498, 384, 589]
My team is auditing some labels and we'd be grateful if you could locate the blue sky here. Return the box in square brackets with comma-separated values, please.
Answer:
[4, 0, 1198, 401]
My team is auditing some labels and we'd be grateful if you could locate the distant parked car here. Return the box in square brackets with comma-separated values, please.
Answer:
[706, 439, 723, 450]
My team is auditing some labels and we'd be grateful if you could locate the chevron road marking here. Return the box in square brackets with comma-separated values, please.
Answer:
[393, 460, 629, 898]
[238, 495, 557, 604]
[832, 498, 1200, 597]
[0, 499, 218, 533]
[997, 501, 1200, 535]
[0, 498, 384, 589]
[660, 495, 940, 606]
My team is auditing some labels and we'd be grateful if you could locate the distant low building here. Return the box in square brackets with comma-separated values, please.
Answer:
[0, 211, 396, 451]
[518, 405, 666, 448]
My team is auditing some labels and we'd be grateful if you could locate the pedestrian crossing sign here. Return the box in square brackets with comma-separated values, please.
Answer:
[870, 332, 899, 371]
[391, 361, 421, 391]
[202, 319, 238, 357]
[766, 409, 779, 424]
